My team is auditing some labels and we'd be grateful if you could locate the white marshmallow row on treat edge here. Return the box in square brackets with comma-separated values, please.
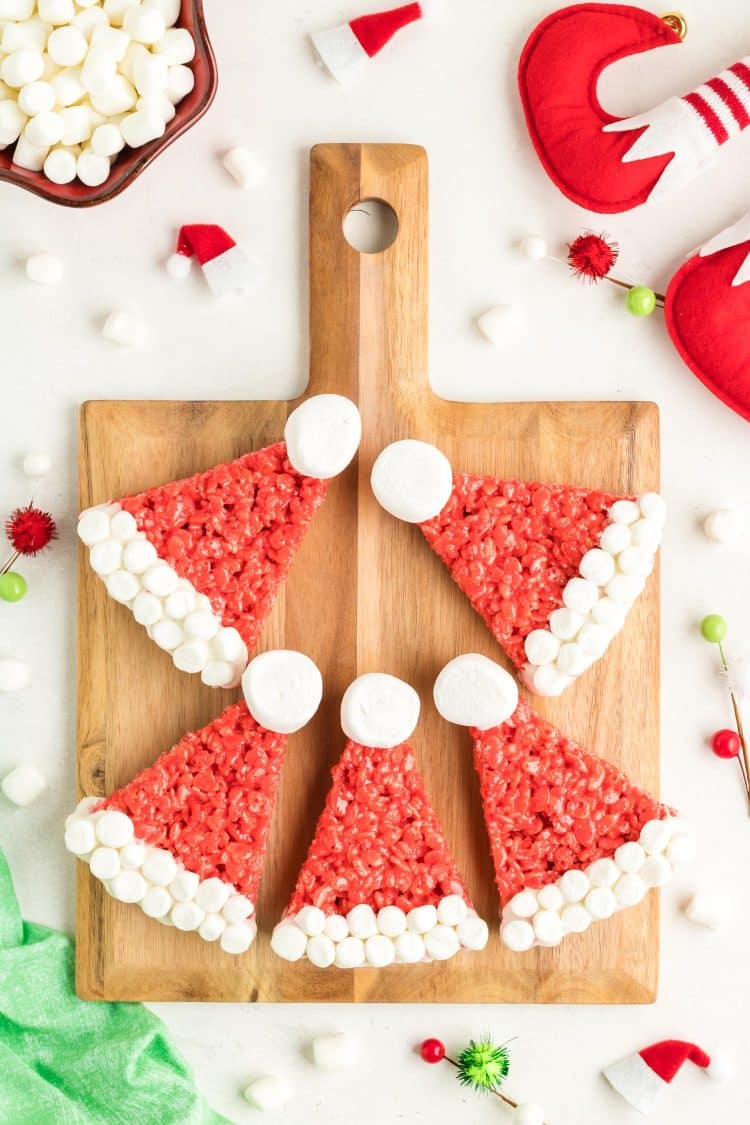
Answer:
[64, 651, 324, 954]
[271, 672, 490, 967]
[77, 396, 361, 687]
[371, 441, 665, 697]
[0, 0, 196, 187]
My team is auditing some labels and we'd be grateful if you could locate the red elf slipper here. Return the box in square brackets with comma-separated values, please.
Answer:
[371, 439, 665, 698]
[77, 395, 361, 689]
[434, 654, 696, 952]
[64, 650, 323, 955]
[271, 672, 488, 968]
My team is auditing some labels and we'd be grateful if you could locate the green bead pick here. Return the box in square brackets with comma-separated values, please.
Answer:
[626, 285, 657, 317]
[455, 1038, 511, 1093]
[0, 572, 27, 603]
[701, 614, 728, 644]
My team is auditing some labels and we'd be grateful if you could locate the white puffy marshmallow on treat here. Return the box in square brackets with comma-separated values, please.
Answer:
[222, 145, 265, 190]
[341, 672, 420, 749]
[283, 394, 362, 480]
[501, 816, 693, 951]
[1, 764, 47, 806]
[242, 650, 323, 735]
[243, 1075, 292, 1113]
[433, 653, 519, 731]
[312, 1033, 357, 1071]
[371, 439, 453, 524]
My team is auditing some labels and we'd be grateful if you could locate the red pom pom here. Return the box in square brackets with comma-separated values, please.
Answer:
[420, 1038, 446, 1064]
[6, 504, 58, 556]
[711, 729, 741, 760]
[568, 232, 619, 282]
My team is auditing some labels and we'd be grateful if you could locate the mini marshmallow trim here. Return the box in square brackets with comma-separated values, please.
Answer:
[77, 502, 248, 689]
[500, 817, 695, 952]
[521, 493, 665, 697]
[64, 800, 257, 955]
[271, 895, 489, 968]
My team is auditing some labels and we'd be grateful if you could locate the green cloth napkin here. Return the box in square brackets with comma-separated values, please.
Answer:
[0, 845, 230, 1125]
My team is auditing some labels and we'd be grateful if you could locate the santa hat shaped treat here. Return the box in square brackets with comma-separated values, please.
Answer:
[271, 672, 489, 968]
[603, 1040, 729, 1116]
[311, 3, 428, 85]
[372, 440, 665, 697]
[64, 650, 323, 955]
[434, 655, 696, 952]
[166, 225, 253, 296]
[78, 395, 361, 689]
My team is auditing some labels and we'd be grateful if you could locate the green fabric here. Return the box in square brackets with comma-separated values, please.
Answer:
[0, 846, 230, 1125]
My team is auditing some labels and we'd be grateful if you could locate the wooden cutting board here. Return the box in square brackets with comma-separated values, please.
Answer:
[77, 144, 660, 1003]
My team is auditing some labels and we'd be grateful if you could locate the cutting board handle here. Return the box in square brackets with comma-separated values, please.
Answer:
[308, 144, 429, 421]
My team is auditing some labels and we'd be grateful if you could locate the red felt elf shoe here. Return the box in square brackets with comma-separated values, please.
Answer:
[64, 650, 323, 955]
[78, 395, 361, 689]
[434, 654, 696, 952]
[271, 672, 488, 968]
[371, 439, 665, 697]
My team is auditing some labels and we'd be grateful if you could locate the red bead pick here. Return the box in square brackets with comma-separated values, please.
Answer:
[712, 729, 741, 760]
[420, 1038, 446, 1064]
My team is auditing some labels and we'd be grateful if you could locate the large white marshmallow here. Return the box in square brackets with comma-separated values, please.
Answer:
[341, 672, 420, 748]
[371, 439, 453, 523]
[283, 394, 361, 479]
[241, 649, 323, 735]
[433, 653, 518, 730]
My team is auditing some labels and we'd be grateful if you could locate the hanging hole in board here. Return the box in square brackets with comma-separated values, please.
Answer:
[342, 199, 399, 254]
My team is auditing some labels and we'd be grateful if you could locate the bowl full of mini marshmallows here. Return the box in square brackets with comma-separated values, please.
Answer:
[0, 0, 216, 205]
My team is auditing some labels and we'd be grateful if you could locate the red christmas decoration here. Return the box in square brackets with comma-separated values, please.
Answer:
[6, 505, 58, 556]
[568, 232, 619, 282]
[420, 1038, 446, 1064]
[711, 729, 741, 760]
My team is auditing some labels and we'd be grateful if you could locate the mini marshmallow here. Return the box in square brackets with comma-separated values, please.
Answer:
[198, 913, 226, 942]
[77, 149, 110, 187]
[371, 439, 453, 523]
[151, 620, 184, 651]
[312, 1033, 356, 1070]
[365, 933, 396, 967]
[25, 251, 64, 284]
[24, 109, 64, 148]
[183, 610, 218, 640]
[141, 886, 173, 918]
[704, 508, 745, 545]
[577, 623, 610, 657]
[549, 607, 583, 640]
[347, 903, 378, 940]
[90, 847, 121, 880]
[243, 1076, 292, 1112]
[306, 934, 336, 968]
[222, 145, 265, 190]
[72, 6, 108, 37]
[530, 664, 572, 697]
[341, 673, 420, 749]
[220, 922, 255, 954]
[38, 0, 74, 23]
[556, 642, 589, 677]
[120, 105, 165, 146]
[222, 894, 253, 923]
[0, 0, 35, 16]
[584, 887, 617, 919]
[0, 659, 31, 693]
[640, 854, 672, 888]
[294, 904, 326, 937]
[90, 121, 125, 156]
[171, 901, 205, 931]
[476, 304, 522, 346]
[591, 597, 626, 632]
[169, 868, 200, 902]
[213, 627, 246, 664]
[324, 914, 350, 943]
[639, 818, 671, 854]
[136, 91, 175, 123]
[437, 894, 468, 926]
[173, 640, 209, 674]
[90, 539, 122, 575]
[1, 16, 47, 52]
[132, 591, 162, 625]
[65, 818, 97, 855]
[18, 82, 55, 116]
[563, 577, 599, 614]
[613, 873, 646, 907]
[78, 510, 111, 545]
[165, 63, 193, 102]
[533, 910, 563, 946]
[103, 0, 139, 26]
[242, 650, 323, 735]
[61, 105, 91, 145]
[47, 26, 87, 67]
[102, 310, 147, 346]
[122, 537, 157, 573]
[81, 48, 118, 95]
[559, 869, 590, 903]
[579, 547, 616, 586]
[90, 25, 131, 63]
[142, 848, 178, 886]
[154, 27, 195, 65]
[508, 890, 538, 919]
[0, 101, 26, 144]
[561, 903, 591, 933]
[457, 915, 489, 950]
[120, 841, 147, 869]
[599, 522, 631, 555]
[639, 492, 666, 523]
[618, 546, 653, 577]
[536, 883, 564, 911]
[123, 6, 166, 45]
[132, 52, 168, 95]
[610, 499, 640, 524]
[95, 809, 133, 848]
[1, 763, 46, 806]
[148, 0, 181, 26]
[433, 653, 519, 731]
[50, 67, 86, 107]
[524, 628, 559, 666]
[614, 841, 645, 872]
[630, 518, 662, 551]
[271, 922, 307, 961]
[587, 857, 620, 887]
[106, 569, 140, 603]
[394, 930, 425, 963]
[2, 50, 45, 88]
[424, 924, 460, 961]
[377, 905, 407, 937]
[606, 573, 644, 605]
[42, 145, 74, 184]
[90, 75, 137, 116]
[334, 936, 366, 969]
[685, 891, 730, 931]
[407, 904, 438, 934]
[200, 660, 234, 688]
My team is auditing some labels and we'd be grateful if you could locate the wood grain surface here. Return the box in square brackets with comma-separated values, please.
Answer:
[77, 144, 660, 1003]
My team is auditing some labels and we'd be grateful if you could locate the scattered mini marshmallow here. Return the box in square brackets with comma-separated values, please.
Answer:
[311, 1032, 357, 1071]
[165, 224, 253, 296]
[519, 234, 548, 261]
[685, 891, 731, 932]
[243, 1075, 292, 1112]
[0, 658, 30, 692]
[512, 1104, 546, 1125]
[102, 310, 147, 347]
[22, 452, 51, 478]
[283, 394, 362, 479]
[25, 252, 63, 285]
[704, 509, 745, 545]
[476, 304, 522, 346]
[1, 763, 47, 806]
[371, 439, 453, 523]
[222, 145, 265, 190]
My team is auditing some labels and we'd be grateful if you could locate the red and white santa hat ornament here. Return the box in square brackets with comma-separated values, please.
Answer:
[166, 224, 252, 296]
[603, 1040, 732, 1116]
[311, 3, 433, 85]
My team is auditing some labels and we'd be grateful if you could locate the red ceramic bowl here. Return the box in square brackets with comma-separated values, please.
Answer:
[0, 0, 217, 207]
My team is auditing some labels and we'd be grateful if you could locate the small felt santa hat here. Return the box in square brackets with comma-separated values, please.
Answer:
[77, 394, 361, 689]
[372, 439, 665, 698]
[434, 654, 696, 952]
[311, 2, 427, 85]
[64, 650, 323, 955]
[166, 224, 252, 296]
[271, 672, 488, 968]
[603, 1040, 729, 1116]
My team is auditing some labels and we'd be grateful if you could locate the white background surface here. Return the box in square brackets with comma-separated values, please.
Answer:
[1, 2, 749, 1122]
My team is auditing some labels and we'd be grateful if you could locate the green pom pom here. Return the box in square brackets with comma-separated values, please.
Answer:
[455, 1038, 511, 1093]
[701, 614, 728, 644]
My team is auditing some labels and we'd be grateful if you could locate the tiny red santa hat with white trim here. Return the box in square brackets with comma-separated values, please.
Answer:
[603, 1040, 730, 1116]
[311, 3, 431, 85]
[166, 224, 252, 296]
